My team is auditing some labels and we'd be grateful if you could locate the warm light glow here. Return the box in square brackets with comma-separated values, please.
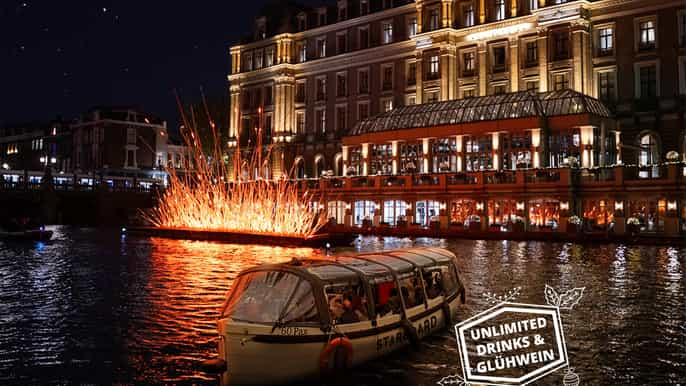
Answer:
[476, 202, 484, 211]
[667, 201, 677, 211]
[614, 201, 624, 211]
[142, 111, 326, 238]
[560, 201, 569, 211]
[516, 202, 525, 211]
[466, 23, 533, 41]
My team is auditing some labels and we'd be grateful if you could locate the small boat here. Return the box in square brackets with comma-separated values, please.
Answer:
[203, 247, 466, 385]
[0, 228, 53, 242]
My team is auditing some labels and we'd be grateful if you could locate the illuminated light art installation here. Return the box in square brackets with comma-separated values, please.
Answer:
[142, 97, 327, 238]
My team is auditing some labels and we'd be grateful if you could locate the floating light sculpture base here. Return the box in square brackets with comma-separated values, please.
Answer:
[138, 97, 343, 247]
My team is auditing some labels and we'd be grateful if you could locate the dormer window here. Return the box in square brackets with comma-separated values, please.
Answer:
[338, 1, 347, 21]
[255, 17, 267, 40]
[318, 9, 327, 26]
[360, 0, 369, 15]
[297, 13, 307, 31]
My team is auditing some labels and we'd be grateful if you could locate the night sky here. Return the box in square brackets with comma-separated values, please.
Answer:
[1, 0, 319, 128]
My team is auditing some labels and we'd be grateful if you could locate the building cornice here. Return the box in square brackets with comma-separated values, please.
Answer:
[228, 3, 417, 52]
[70, 119, 167, 130]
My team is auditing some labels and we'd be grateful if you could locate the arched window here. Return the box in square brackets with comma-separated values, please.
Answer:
[639, 133, 659, 166]
[333, 153, 343, 176]
[293, 157, 305, 179]
[313, 154, 325, 177]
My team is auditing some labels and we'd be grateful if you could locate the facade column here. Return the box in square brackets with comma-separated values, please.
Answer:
[440, 46, 456, 100]
[455, 135, 464, 172]
[230, 47, 241, 74]
[509, 36, 520, 92]
[530, 128, 541, 168]
[537, 27, 549, 91]
[571, 20, 591, 94]
[416, 1, 424, 33]
[361, 143, 370, 176]
[229, 84, 241, 140]
[579, 125, 595, 168]
[342, 145, 349, 177]
[479, 0, 486, 24]
[510, 0, 517, 17]
[441, 0, 452, 28]
[273, 74, 295, 137]
[614, 131, 622, 164]
[478, 42, 487, 96]
[491, 132, 501, 170]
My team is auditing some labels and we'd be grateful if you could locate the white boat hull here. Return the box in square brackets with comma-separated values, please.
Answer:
[217, 295, 461, 385]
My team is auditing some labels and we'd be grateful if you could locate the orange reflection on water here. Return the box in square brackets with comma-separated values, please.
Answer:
[130, 237, 322, 383]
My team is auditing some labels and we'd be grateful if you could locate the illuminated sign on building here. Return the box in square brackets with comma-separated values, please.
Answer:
[466, 23, 533, 41]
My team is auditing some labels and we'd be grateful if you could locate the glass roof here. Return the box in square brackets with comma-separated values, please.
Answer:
[306, 264, 358, 281]
[337, 257, 392, 276]
[358, 254, 415, 272]
[383, 251, 436, 267]
[349, 89, 612, 136]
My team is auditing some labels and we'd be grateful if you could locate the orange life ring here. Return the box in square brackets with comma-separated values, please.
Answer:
[319, 337, 353, 374]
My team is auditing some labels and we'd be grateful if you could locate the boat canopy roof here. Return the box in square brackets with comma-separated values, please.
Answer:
[294, 247, 458, 283]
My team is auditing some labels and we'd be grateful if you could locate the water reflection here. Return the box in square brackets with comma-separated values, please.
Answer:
[0, 227, 684, 385]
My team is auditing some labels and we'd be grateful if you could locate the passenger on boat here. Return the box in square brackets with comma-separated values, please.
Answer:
[338, 299, 359, 324]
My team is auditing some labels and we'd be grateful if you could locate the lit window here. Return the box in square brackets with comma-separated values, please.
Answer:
[243, 53, 253, 71]
[639, 20, 656, 50]
[407, 62, 417, 85]
[495, 0, 506, 21]
[463, 88, 475, 98]
[463, 52, 475, 75]
[296, 111, 305, 134]
[316, 78, 326, 100]
[406, 94, 417, 105]
[255, 50, 263, 69]
[408, 18, 417, 37]
[463, 4, 474, 27]
[598, 27, 613, 55]
[382, 22, 393, 44]
[298, 43, 307, 63]
[553, 31, 569, 60]
[429, 55, 439, 78]
[317, 38, 326, 58]
[265, 47, 274, 66]
[383, 99, 393, 112]
[529, 0, 538, 11]
[360, 0, 369, 15]
[317, 109, 326, 134]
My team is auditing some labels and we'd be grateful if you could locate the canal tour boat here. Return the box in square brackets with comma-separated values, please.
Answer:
[203, 247, 466, 385]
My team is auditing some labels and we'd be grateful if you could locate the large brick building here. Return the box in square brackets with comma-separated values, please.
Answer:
[228, 0, 685, 179]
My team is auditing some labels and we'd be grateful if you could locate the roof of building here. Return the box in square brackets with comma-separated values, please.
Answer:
[348, 89, 612, 137]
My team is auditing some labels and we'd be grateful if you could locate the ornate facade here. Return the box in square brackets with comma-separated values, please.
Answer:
[228, 0, 685, 179]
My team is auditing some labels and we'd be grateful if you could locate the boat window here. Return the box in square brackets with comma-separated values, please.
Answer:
[281, 280, 320, 324]
[423, 270, 445, 300]
[325, 280, 369, 324]
[439, 264, 460, 295]
[398, 271, 425, 308]
[221, 271, 316, 324]
[372, 279, 402, 317]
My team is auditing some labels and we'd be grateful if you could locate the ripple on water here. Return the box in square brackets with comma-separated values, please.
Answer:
[0, 227, 684, 384]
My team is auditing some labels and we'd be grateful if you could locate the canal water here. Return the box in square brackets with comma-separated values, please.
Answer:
[0, 226, 684, 385]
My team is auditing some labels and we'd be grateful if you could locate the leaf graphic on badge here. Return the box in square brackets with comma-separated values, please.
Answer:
[436, 374, 466, 386]
[544, 284, 560, 307]
[558, 287, 585, 310]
